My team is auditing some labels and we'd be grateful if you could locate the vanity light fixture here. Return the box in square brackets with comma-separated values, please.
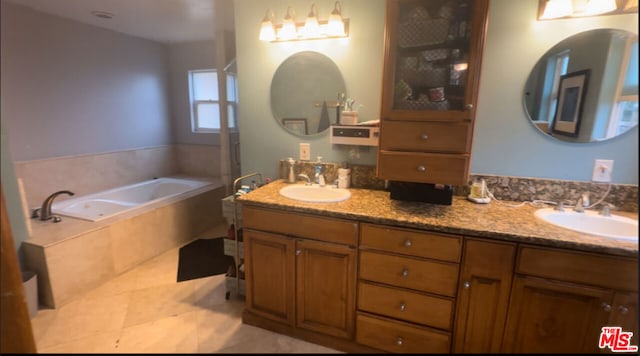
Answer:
[538, 0, 637, 20]
[259, 1, 349, 42]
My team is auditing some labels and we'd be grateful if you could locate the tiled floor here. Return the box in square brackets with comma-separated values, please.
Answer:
[29, 224, 341, 353]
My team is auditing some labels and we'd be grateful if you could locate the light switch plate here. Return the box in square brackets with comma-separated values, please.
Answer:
[299, 143, 310, 161]
[592, 159, 613, 182]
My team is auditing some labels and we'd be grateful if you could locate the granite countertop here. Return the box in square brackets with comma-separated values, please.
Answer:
[237, 180, 639, 258]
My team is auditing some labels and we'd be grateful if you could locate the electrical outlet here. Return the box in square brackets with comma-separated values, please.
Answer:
[299, 143, 310, 161]
[592, 159, 613, 182]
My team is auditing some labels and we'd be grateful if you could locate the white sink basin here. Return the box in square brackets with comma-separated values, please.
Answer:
[534, 208, 638, 241]
[279, 184, 351, 203]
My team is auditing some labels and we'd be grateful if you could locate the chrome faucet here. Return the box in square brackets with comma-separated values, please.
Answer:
[297, 174, 312, 185]
[573, 192, 590, 213]
[37, 190, 74, 221]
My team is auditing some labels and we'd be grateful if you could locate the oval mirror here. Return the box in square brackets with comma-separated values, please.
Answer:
[524, 29, 638, 143]
[271, 51, 346, 136]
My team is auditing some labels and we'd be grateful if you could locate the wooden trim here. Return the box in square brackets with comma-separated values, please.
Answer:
[1, 187, 37, 353]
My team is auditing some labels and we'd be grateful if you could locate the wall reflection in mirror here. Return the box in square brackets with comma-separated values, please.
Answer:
[524, 28, 638, 143]
[271, 51, 346, 136]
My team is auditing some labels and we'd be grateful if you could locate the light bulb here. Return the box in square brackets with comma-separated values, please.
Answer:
[303, 4, 321, 38]
[327, 1, 345, 37]
[540, 0, 573, 19]
[279, 7, 297, 40]
[259, 9, 276, 41]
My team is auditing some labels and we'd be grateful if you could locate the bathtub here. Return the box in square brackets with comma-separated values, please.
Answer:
[24, 175, 226, 308]
[51, 177, 212, 222]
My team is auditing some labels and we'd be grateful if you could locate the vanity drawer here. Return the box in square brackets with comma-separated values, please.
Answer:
[358, 281, 454, 330]
[377, 150, 469, 186]
[517, 246, 638, 292]
[380, 120, 472, 153]
[360, 223, 461, 263]
[242, 206, 357, 246]
[356, 313, 451, 353]
[359, 250, 459, 297]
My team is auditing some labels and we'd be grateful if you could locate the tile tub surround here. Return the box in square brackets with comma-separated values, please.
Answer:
[278, 160, 638, 212]
[22, 180, 226, 308]
[239, 180, 638, 257]
[14, 144, 221, 210]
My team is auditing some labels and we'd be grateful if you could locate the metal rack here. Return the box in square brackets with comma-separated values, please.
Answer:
[224, 172, 262, 300]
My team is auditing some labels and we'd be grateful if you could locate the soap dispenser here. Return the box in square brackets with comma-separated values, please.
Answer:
[286, 157, 296, 183]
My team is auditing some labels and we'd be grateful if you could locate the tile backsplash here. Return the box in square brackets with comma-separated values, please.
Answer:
[279, 160, 638, 212]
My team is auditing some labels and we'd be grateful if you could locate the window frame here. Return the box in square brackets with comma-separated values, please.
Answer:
[188, 69, 238, 133]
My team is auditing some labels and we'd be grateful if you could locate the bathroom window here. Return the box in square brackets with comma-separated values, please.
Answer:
[188, 69, 238, 132]
[607, 38, 638, 138]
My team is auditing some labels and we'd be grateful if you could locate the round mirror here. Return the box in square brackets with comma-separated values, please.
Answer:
[524, 29, 638, 143]
[271, 51, 346, 136]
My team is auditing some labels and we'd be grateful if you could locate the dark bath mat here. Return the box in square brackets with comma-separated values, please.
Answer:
[176, 237, 235, 282]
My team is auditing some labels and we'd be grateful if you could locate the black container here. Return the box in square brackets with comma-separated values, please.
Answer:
[388, 181, 453, 205]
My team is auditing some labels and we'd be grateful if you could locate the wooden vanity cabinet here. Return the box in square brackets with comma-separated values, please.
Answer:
[356, 223, 462, 353]
[377, 0, 489, 186]
[453, 238, 516, 353]
[502, 245, 639, 353]
[242, 206, 357, 341]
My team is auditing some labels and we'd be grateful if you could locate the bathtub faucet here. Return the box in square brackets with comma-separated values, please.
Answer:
[38, 190, 74, 221]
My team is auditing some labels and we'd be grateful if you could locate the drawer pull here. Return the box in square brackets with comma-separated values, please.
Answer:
[417, 165, 426, 172]
[401, 269, 409, 277]
[396, 337, 404, 346]
[619, 305, 629, 315]
[399, 302, 406, 311]
[601, 302, 612, 312]
[404, 239, 412, 248]
[420, 133, 429, 140]
[463, 281, 471, 289]
[295, 249, 302, 256]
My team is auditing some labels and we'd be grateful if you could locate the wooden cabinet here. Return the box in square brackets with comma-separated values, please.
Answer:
[356, 223, 461, 353]
[241, 201, 638, 353]
[453, 238, 516, 353]
[502, 245, 639, 353]
[243, 206, 357, 340]
[377, 0, 489, 186]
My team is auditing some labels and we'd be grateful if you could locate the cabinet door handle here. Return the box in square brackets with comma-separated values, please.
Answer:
[404, 239, 412, 248]
[295, 249, 302, 256]
[401, 269, 409, 277]
[396, 337, 404, 346]
[465, 104, 473, 110]
[417, 165, 426, 172]
[463, 281, 471, 289]
[420, 133, 429, 140]
[399, 302, 406, 311]
[601, 302, 612, 312]
[619, 305, 629, 315]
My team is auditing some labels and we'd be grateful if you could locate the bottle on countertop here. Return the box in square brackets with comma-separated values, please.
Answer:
[314, 156, 325, 185]
[287, 157, 296, 183]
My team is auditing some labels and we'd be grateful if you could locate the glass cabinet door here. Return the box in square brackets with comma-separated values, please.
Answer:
[381, 0, 488, 122]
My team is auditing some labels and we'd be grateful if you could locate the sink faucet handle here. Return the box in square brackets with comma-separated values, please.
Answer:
[581, 192, 590, 207]
[599, 203, 615, 217]
[31, 208, 41, 219]
[554, 202, 565, 212]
